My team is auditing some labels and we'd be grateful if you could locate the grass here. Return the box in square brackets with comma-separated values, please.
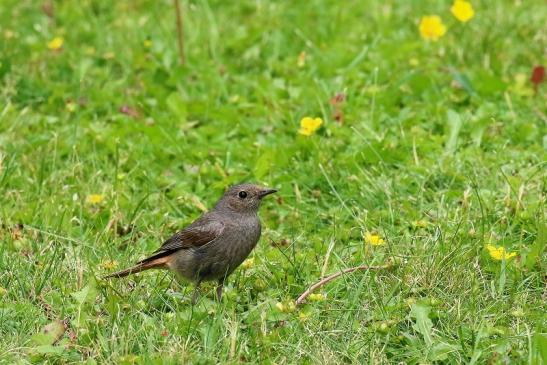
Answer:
[0, 0, 545, 363]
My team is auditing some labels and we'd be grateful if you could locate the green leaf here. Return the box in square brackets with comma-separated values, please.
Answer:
[450, 69, 475, 95]
[254, 150, 275, 180]
[166, 92, 187, 121]
[410, 303, 433, 346]
[71, 283, 97, 306]
[470, 118, 490, 147]
[0, 57, 11, 79]
[525, 220, 546, 270]
[405, 72, 434, 95]
[71, 284, 97, 328]
[117, 354, 141, 365]
[533, 333, 547, 364]
[31, 320, 65, 346]
[430, 342, 459, 361]
[31, 344, 66, 355]
[445, 110, 463, 154]
[474, 71, 507, 96]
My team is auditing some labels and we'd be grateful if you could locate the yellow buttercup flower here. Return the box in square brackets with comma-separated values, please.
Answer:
[486, 244, 517, 261]
[365, 232, 385, 246]
[298, 117, 323, 136]
[451, 0, 475, 22]
[241, 257, 255, 269]
[419, 16, 447, 41]
[86, 194, 105, 204]
[47, 36, 64, 51]
[100, 260, 118, 270]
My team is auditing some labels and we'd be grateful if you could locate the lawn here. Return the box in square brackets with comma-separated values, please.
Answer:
[0, 0, 545, 363]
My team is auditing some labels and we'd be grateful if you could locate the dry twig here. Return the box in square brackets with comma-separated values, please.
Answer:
[295, 263, 391, 306]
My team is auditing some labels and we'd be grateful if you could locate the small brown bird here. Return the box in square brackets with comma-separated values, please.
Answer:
[104, 183, 276, 302]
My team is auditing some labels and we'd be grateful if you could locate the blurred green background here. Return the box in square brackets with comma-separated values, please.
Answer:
[0, 0, 545, 363]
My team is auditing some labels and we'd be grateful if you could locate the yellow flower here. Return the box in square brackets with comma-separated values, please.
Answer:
[86, 194, 105, 204]
[47, 36, 64, 51]
[241, 257, 255, 269]
[276, 301, 296, 313]
[308, 293, 325, 302]
[486, 244, 517, 261]
[143, 39, 152, 48]
[100, 260, 118, 270]
[511, 73, 534, 97]
[413, 220, 428, 228]
[451, 0, 475, 22]
[298, 117, 323, 136]
[365, 232, 385, 246]
[298, 311, 311, 322]
[419, 16, 447, 41]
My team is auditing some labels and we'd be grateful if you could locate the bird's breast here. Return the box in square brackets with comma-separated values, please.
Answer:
[186, 216, 261, 282]
[226, 217, 261, 254]
[217, 216, 261, 272]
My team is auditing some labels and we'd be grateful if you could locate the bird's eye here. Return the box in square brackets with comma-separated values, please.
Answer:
[238, 191, 248, 199]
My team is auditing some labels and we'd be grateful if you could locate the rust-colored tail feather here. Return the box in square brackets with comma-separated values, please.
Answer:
[103, 257, 170, 279]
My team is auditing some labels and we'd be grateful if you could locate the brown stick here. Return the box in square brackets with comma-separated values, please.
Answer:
[295, 264, 390, 305]
[173, 0, 185, 65]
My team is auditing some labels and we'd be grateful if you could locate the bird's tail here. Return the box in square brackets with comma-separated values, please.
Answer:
[103, 256, 170, 279]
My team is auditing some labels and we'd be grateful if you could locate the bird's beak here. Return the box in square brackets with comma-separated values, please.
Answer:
[258, 188, 277, 199]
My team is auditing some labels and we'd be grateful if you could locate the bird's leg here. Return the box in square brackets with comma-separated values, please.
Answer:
[216, 279, 225, 301]
[191, 280, 201, 305]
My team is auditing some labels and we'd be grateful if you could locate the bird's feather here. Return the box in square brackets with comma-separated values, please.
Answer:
[137, 214, 224, 264]
[103, 256, 170, 278]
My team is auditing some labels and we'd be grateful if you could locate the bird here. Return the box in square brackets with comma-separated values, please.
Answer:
[104, 183, 277, 302]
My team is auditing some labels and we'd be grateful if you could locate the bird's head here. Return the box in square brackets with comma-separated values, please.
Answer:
[216, 183, 277, 214]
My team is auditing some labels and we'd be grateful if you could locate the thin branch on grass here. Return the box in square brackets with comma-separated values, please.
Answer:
[173, 0, 185, 65]
[295, 263, 392, 306]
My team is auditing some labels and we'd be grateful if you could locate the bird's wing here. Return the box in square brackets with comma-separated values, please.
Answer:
[137, 214, 224, 264]
[157, 215, 224, 252]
